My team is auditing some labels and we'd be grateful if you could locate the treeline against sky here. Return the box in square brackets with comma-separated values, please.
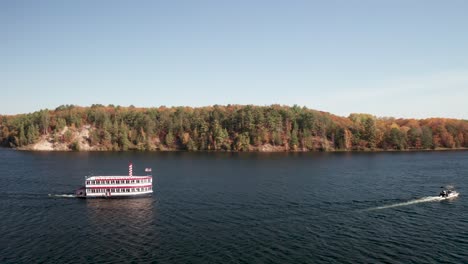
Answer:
[1, 104, 467, 151]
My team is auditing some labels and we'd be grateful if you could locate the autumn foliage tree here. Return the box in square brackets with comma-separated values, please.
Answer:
[0, 105, 467, 151]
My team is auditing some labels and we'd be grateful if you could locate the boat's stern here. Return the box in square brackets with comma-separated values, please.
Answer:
[75, 186, 86, 198]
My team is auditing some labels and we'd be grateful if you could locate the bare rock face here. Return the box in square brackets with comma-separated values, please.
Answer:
[30, 139, 54, 151]
[257, 144, 287, 152]
[23, 125, 97, 151]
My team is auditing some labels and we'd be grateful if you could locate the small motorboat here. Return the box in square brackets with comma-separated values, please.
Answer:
[439, 189, 459, 199]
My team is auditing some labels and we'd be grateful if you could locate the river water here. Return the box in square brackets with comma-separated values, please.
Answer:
[1, 149, 467, 263]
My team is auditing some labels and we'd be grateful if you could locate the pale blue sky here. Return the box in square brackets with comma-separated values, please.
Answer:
[2, 0, 468, 118]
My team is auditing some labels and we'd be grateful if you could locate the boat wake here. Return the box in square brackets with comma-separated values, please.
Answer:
[48, 194, 76, 198]
[367, 196, 446, 211]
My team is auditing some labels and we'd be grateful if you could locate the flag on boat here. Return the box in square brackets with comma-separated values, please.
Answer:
[145, 168, 152, 172]
[129, 163, 133, 176]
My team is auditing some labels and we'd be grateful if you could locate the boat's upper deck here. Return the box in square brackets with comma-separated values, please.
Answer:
[86, 175, 152, 181]
[85, 175, 152, 187]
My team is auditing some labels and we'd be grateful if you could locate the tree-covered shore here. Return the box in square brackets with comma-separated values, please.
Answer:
[0, 104, 467, 152]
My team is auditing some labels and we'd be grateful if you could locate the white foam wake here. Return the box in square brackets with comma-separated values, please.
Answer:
[368, 196, 445, 211]
[48, 194, 76, 198]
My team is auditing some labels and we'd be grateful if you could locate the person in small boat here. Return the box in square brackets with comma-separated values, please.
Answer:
[440, 190, 447, 197]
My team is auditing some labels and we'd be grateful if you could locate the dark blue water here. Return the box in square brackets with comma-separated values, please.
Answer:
[1, 149, 467, 263]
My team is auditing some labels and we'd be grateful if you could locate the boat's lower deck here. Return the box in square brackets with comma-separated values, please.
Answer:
[82, 190, 153, 198]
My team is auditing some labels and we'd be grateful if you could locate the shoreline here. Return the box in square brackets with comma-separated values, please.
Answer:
[7, 146, 468, 153]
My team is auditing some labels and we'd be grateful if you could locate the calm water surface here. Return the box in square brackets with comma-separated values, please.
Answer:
[1, 149, 467, 263]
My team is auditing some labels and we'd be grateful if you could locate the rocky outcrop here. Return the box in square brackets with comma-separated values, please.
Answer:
[22, 125, 98, 151]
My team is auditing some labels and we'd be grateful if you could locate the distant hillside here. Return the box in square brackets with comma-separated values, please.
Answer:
[0, 104, 467, 151]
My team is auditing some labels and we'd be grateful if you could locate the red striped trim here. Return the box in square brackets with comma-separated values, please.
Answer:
[87, 177, 152, 181]
[86, 185, 152, 189]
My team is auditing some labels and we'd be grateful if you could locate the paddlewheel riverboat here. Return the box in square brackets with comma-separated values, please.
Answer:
[75, 163, 153, 198]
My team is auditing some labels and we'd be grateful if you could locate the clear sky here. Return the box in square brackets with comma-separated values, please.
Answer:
[2, 0, 468, 118]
